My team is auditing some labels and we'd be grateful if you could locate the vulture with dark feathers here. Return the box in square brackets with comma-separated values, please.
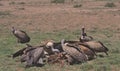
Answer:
[12, 27, 30, 43]
[79, 26, 93, 42]
[12, 44, 45, 67]
[12, 44, 33, 58]
[61, 39, 88, 65]
[25, 46, 45, 67]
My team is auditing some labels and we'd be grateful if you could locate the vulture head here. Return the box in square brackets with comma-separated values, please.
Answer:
[44, 41, 60, 55]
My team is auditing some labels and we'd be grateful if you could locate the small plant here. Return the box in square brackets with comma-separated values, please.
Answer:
[18, 2, 25, 5]
[18, 8, 25, 10]
[73, 4, 82, 8]
[9, 1, 15, 5]
[0, 11, 11, 16]
[51, 0, 65, 3]
[105, 2, 116, 7]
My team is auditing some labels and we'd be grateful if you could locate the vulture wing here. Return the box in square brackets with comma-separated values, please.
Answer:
[12, 48, 26, 58]
[61, 39, 88, 63]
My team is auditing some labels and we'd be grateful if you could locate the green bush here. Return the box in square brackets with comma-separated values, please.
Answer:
[51, 0, 65, 3]
[9, 1, 15, 5]
[105, 2, 116, 7]
[18, 2, 25, 5]
[73, 4, 82, 8]
[0, 11, 11, 16]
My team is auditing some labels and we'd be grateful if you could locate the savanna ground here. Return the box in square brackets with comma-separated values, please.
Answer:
[0, 0, 120, 71]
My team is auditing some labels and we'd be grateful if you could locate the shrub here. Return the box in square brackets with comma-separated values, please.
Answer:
[0, 11, 11, 16]
[18, 2, 25, 5]
[73, 4, 82, 8]
[51, 0, 65, 3]
[105, 2, 116, 7]
[18, 8, 25, 10]
[9, 1, 15, 5]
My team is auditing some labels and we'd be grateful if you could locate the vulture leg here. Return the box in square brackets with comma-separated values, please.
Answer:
[17, 39, 20, 43]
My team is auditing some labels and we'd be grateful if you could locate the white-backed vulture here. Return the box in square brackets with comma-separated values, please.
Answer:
[45, 40, 96, 60]
[79, 26, 93, 42]
[12, 27, 30, 43]
[44, 41, 60, 55]
[63, 40, 96, 60]
[84, 41, 109, 55]
[61, 39, 88, 65]
[77, 44, 96, 60]
[12, 44, 45, 67]
[52, 42, 63, 52]
[25, 46, 45, 67]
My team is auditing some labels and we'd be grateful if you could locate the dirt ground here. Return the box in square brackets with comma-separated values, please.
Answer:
[0, 0, 120, 32]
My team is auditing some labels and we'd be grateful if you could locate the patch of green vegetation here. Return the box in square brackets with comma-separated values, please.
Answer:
[9, 1, 16, 5]
[0, 27, 120, 71]
[94, 64, 111, 71]
[105, 2, 116, 8]
[95, 0, 118, 1]
[18, 8, 25, 10]
[17, 2, 26, 5]
[9, 1, 25, 5]
[0, 11, 11, 16]
[73, 4, 82, 8]
[51, 0, 65, 3]
[80, 63, 94, 71]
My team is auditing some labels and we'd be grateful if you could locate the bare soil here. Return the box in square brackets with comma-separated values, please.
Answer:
[0, 0, 120, 32]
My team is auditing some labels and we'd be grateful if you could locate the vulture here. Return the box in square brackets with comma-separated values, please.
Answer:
[52, 42, 63, 52]
[84, 41, 109, 55]
[12, 44, 45, 67]
[44, 41, 60, 55]
[79, 26, 93, 42]
[61, 39, 88, 65]
[25, 46, 45, 67]
[44, 40, 96, 60]
[41, 41, 67, 66]
[12, 27, 30, 43]
[63, 40, 96, 60]
[44, 41, 63, 52]
[77, 44, 96, 60]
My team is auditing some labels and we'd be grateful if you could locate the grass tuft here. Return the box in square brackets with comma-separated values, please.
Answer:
[73, 4, 82, 8]
[51, 0, 65, 3]
[105, 2, 116, 7]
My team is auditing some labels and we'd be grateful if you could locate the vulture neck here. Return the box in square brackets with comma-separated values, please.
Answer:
[81, 27, 85, 35]
[61, 39, 65, 46]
